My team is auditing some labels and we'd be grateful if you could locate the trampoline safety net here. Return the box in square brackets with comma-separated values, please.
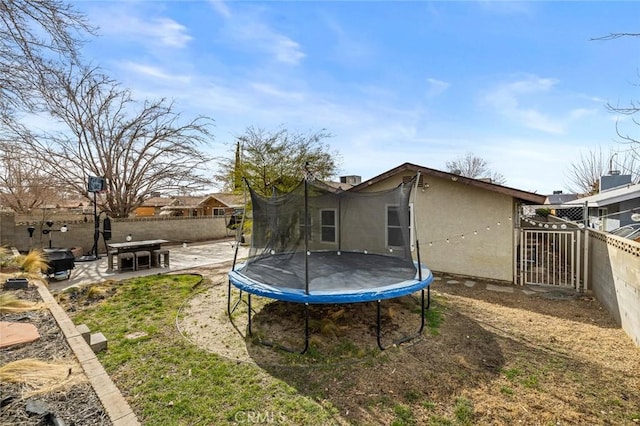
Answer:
[237, 177, 419, 294]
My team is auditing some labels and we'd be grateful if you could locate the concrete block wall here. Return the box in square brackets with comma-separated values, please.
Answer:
[1, 212, 235, 254]
[588, 230, 640, 347]
[0, 211, 18, 248]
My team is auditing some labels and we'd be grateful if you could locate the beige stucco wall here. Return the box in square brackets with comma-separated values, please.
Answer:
[360, 174, 516, 282]
[587, 230, 640, 347]
[1, 213, 231, 254]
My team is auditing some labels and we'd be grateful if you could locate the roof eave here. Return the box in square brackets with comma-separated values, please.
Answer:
[349, 162, 546, 204]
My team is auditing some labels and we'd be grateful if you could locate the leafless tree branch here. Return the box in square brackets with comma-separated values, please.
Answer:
[445, 152, 506, 185]
[23, 66, 215, 217]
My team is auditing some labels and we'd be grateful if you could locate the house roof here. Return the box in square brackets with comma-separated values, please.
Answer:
[159, 193, 245, 211]
[139, 196, 173, 207]
[565, 183, 640, 207]
[349, 162, 546, 204]
[56, 199, 88, 209]
[210, 193, 245, 208]
[545, 193, 579, 205]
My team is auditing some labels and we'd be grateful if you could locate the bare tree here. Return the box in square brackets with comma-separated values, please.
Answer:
[215, 126, 341, 195]
[593, 32, 640, 179]
[25, 66, 215, 217]
[0, 122, 62, 212]
[445, 152, 506, 185]
[0, 0, 92, 116]
[565, 147, 638, 195]
[607, 99, 640, 166]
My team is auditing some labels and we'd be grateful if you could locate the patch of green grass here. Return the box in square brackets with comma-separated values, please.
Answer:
[422, 400, 436, 411]
[425, 305, 444, 336]
[412, 296, 445, 336]
[427, 415, 453, 425]
[502, 367, 522, 381]
[606, 398, 623, 407]
[521, 374, 540, 389]
[453, 397, 474, 425]
[500, 386, 514, 395]
[392, 403, 417, 426]
[404, 389, 422, 403]
[69, 274, 338, 425]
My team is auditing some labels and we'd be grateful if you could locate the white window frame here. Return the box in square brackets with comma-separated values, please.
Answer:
[386, 203, 414, 250]
[299, 213, 312, 242]
[320, 209, 337, 243]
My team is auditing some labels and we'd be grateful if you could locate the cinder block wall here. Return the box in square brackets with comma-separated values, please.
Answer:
[588, 230, 640, 347]
[1, 212, 234, 254]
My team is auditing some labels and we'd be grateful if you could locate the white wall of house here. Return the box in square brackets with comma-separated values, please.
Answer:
[360, 173, 516, 282]
[587, 230, 640, 347]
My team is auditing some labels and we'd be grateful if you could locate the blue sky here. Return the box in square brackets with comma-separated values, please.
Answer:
[71, 0, 640, 194]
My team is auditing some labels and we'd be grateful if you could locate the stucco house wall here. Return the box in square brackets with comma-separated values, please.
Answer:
[587, 230, 640, 347]
[351, 163, 544, 283]
[418, 176, 515, 281]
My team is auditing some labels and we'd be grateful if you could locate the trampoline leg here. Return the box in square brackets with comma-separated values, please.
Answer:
[301, 303, 309, 354]
[227, 279, 232, 316]
[377, 289, 427, 351]
[376, 300, 384, 350]
[418, 288, 426, 335]
[227, 280, 243, 316]
[247, 293, 253, 336]
[247, 301, 309, 354]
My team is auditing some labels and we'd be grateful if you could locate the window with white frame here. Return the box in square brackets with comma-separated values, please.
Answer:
[298, 213, 312, 241]
[386, 204, 414, 249]
[320, 209, 337, 243]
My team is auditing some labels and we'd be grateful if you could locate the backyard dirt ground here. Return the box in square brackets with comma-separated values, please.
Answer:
[3, 265, 639, 425]
[179, 265, 640, 425]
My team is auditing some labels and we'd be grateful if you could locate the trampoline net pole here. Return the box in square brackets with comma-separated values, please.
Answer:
[304, 173, 309, 295]
[232, 178, 249, 270]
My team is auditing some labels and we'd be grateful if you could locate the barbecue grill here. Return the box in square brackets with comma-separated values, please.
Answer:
[43, 248, 75, 280]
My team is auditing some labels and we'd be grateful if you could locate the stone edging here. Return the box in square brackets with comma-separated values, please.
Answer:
[35, 282, 140, 426]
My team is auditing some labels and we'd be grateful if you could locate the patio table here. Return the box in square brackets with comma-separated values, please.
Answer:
[107, 239, 169, 271]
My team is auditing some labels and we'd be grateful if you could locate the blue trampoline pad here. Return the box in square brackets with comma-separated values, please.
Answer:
[229, 251, 433, 304]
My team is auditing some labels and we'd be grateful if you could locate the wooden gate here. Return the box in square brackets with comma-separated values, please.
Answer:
[519, 228, 581, 288]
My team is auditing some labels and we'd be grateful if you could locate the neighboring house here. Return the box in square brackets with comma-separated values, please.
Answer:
[134, 196, 173, 217]
[544, 191, 579, 205]
[565, 183, 640, 231]
[328, 175, 362, 191]
[135, 193, 245, 219]
[544, 191, 582, 221]
[349, 162, 545, 283]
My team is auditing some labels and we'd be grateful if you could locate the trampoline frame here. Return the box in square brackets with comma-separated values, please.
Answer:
[227, 242, 432, 354]
[227, 279, 431, 353]
[227, 172, 432, 354]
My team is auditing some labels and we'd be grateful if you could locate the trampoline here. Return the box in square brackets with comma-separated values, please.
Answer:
[228, 172, 434, 353]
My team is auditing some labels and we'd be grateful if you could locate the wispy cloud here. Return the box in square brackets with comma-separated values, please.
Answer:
[119, 61, 191, 84]
[93, 11, 192, 48]
[231, 23, 304, 65]
[322, 15, 373, 67]
[152, 18, 193, 48]
[212, 4, 305, 65]
[569, 108, 597, 120]
[209, 0, 231, 19]
[426, 78, 450, 98]
[250, 83, 305, 101]
[476, 0, 535, 16]
[481, 75, 565, 134]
